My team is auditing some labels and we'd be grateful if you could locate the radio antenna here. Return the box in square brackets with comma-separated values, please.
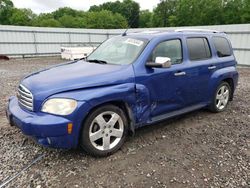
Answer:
[122, 28, 129, 36]
[121, 11, 140, 36]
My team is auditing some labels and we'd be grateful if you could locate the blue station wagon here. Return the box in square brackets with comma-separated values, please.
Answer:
[6, 29, 239, 156]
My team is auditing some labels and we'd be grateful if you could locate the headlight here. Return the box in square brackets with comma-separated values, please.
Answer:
[41, 98, 77, 115]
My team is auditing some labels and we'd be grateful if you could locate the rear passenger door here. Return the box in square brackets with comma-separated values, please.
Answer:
[183, 36, 215, 105]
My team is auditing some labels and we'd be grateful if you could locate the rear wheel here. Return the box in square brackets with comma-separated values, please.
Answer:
[80, 105, 128, 157]
[210, 82, 231, 112]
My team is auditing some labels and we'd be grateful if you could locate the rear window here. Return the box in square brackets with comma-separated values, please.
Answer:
[187, 38, 211, 61]
[213, 37, 232, 57]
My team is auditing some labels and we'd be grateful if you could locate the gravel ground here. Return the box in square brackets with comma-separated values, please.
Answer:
[0, 58, 249, 188]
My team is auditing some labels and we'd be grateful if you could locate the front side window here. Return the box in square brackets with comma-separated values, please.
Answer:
[213, 37, 232, 57]
[87, 36, 148, 65]
[149, 39, 183, 65]
[187, 38, 211, 61]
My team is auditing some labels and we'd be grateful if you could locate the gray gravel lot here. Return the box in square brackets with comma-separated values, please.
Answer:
[0, 57, 249, 188]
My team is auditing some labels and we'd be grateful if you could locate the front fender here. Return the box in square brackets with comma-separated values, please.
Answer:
[55, 83, 136, 106]
[51, 83, 137, 139]
[208, 66, 238, 101]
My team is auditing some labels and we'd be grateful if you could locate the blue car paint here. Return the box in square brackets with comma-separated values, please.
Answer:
[6, 31, 238, 149]
[22, 61, 135, 112]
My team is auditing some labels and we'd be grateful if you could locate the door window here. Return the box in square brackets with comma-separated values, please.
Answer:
[149, 39, 183, 65]
[187, 38, 211, 61]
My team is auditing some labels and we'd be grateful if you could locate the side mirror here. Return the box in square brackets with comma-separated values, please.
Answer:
[146, 57, 172, 68]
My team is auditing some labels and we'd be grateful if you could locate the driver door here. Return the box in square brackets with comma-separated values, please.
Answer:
[135, 38, 188, 120]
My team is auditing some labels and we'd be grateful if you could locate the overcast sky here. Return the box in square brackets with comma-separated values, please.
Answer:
[12, 0, 160, 14]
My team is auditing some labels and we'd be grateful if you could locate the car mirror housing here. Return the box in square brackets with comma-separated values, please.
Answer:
[146, 57, 172, 68]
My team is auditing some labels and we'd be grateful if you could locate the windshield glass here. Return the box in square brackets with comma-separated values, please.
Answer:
[87, 36, 148, 65]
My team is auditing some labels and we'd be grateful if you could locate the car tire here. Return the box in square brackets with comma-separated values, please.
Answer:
[209, 82, 231, 113]
[80, 104, 128, 157]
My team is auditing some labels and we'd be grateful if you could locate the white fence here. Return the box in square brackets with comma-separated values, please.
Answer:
[0, 24, 249, 65]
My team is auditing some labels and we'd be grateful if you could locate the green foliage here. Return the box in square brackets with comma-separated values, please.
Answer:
[0, 0, 249, 28]
[139, 10, 153, 28]
[34, 18, 61, 27]
[0, 0, 14, 24]
[150, 0, 249, 27]
[59, 15, 81, 28]
[151, 0, 177, 27]
[222, 0, 243, 24]
[9, 8, 35, 26]
[89, 0, 140, 28]
[174, 0, 224, 26]
[85, 10, 128, 29]
[31, 6, 128, 29]
[53, 7, 78, 20]
[241, 0, 250, 22]
[32, 13, 55, 27]
[168, 15, 177, 27]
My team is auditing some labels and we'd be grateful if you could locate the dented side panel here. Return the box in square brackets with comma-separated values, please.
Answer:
[134, 84, 151, 127]
[51, 83, 138, 132]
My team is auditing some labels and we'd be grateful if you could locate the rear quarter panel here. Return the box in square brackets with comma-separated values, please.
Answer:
[208, 64, 238, 102]
[207, 34, 239, 103]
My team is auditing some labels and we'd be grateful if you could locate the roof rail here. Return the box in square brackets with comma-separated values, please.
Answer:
[175, 28, 222, 33]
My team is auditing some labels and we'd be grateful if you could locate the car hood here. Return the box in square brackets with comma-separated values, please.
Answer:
[21, 60, 135, 100]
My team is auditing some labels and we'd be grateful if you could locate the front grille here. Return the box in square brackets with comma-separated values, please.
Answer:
[17, 84, 33, 111]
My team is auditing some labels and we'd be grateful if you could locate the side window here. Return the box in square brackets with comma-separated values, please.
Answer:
[149, 39, 182, 65]
[213, 37, 232, 57]
[187, 38, 211, 61]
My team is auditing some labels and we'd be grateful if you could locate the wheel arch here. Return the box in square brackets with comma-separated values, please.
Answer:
[79, 100, 136, 138]
[221, 78, 234, 100]
[209, 66, 238, 102]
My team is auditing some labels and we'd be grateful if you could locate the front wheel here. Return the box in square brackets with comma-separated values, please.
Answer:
[210, 82, 231, 113]
[80, 105, 128, 157]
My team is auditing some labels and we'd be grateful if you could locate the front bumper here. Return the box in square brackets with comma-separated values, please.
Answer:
[6, 97, 77, 149]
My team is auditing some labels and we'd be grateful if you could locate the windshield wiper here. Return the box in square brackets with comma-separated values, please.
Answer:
[87, 59, 107, 64]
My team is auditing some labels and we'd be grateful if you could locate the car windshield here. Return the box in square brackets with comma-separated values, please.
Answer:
[87, 36, 148, 65]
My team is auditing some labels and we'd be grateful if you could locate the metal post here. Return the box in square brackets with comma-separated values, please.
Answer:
[32, 31, 38, 55]
[88, 33, 92, 47]
[68, 32, 71, 47]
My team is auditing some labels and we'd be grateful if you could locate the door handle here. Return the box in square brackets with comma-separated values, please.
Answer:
[174, 71, 186, 76]
[208, 65, 216, 70]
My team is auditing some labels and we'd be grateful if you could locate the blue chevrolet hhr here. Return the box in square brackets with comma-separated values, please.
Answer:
[6, 29, 239, 156]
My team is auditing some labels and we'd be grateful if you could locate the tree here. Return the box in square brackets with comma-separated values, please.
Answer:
[35, 19, 61, 27]
[152, 0, 177, 27]
[59, 15, 78, 28]
[32, 13, 61, 27]
[175, 0, 223, 26]
[89, 0, 140, 28]
[139, 10, 152, 28]
[199, 0, 223, 25]
[0, 0, 14, 24]
[1, 0, 249, 28]
[241, 0, 250, 22]
[58, 15, 87, 28]
[168, 15, 178, 27]
[222, 0, 243, 24]
[122, 0, 140, 28]
[9, 8, 35, 26]
[85, 10, 128, 29]
[53, 7, 78, 20]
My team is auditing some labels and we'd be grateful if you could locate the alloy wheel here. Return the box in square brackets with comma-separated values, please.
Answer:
[216, 85, 230, 110]
[89, 111, 124, 151]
